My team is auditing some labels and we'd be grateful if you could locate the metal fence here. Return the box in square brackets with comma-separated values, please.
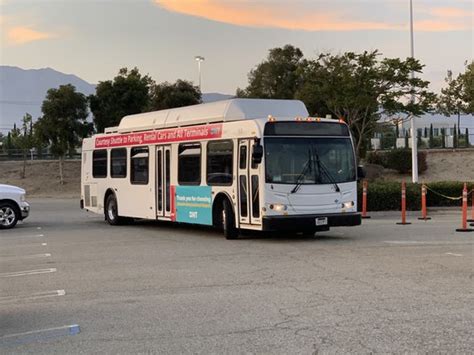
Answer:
[0, 149, 81, 161]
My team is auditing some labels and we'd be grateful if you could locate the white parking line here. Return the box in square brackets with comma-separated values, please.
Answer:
[0, 234, 44, 239]
[0, 253, 51, 261]
[0, 268, 57, 278]
[445, 252, 463, 257]
[42, 243, 47, 246]
[0, 324, 80, 347]
[0, 290, 65, 304]
[384, 241, 474, 245]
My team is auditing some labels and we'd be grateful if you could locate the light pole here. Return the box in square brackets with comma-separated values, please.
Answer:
[195, 56, 205, 91]
[409, 0, 418, 183]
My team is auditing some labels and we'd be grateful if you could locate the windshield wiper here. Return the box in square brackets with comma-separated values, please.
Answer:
[290, 149, 312, 194]
[312, 146, 341, 193]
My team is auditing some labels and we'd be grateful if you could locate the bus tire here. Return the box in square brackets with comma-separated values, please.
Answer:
[222, 199, 238, 240]
[0, 201, 20, 229]
[105, 194, 124, 226]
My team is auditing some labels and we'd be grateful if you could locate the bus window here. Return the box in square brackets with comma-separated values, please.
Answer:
[178, 143, 201, 185]
[110, 148, 127, 178]
[92, 150, 107, 178]
[207, 140, 233, 186]
[131, 147, 149, 184]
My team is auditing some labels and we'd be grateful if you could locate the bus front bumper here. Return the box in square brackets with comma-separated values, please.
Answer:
[262, 212, 361, 232]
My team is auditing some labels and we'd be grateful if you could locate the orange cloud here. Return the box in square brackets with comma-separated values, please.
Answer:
[155, 1, 473, 32]
[155, 0, 401, 31]
[430, 7, 471, 18]
[7, 26, 55, 45]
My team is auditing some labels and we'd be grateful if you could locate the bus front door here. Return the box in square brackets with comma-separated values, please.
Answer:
[156, 145, 172, 219]
[238, 139, 261, 226]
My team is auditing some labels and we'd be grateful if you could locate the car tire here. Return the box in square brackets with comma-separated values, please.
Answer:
[105, 194, 125, 226]
[222, 199, 238, 240]
[0, 201, 20, 229]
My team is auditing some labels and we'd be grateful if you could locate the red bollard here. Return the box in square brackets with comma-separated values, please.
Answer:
[456, 183, 474, 232]
[397, 181, 411, 225]
[418, 184, 431, 221]
[361, 180, 371, 219]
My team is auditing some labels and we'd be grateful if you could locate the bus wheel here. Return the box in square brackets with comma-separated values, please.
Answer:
[105, 194, 123, 226]
[222, 199, 238, 240]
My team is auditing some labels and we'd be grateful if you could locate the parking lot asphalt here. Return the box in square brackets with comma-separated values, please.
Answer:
[1, 199, 473, 354]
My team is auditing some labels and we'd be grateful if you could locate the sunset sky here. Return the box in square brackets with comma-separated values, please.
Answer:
[1, 0, 472, 94]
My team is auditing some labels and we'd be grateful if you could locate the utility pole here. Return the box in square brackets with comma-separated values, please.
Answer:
[409, 0, 418, 183]
[194, 56, 205, 91]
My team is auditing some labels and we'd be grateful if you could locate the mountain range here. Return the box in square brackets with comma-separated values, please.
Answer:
[0, 66, 233, 132]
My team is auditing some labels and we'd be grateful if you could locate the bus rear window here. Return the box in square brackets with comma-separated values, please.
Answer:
[93, 150, 107, 178]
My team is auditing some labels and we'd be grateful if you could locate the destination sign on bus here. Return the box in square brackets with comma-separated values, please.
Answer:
[95, 123, 223, 148]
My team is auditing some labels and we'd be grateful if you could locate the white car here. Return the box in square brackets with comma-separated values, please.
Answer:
[0, 184, 30, 229]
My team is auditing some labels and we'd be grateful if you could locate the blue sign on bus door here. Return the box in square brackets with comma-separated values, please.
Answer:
[175, 186, 213, 225]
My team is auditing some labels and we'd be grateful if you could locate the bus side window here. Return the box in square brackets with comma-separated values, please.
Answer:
[178, 143, 201, 185]
[130, 147, 149, 184]
[207, 140, 233, 186]
[92, 150, 107, 178]
[110, 148, 127, 178]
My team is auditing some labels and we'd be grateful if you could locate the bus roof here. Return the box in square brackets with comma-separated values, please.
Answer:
[114, 98, 309, 133]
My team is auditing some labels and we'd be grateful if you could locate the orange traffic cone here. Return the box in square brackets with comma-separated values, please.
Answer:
[456, 183, 474, 233]
[396, 181, 411, 225]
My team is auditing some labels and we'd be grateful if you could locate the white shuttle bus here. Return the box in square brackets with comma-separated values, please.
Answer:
[81, 99, 361, 239]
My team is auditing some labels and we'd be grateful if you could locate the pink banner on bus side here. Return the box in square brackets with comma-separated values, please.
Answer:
[94, 123, 223, 148]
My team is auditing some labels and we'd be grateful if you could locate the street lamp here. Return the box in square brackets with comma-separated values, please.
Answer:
[409, 0, 418, 183]
[195, 56, 205, 91]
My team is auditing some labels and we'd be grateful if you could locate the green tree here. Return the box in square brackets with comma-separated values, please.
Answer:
[295, 51, 436, 156]
[89, 67, 153, 133]
[453, 124, 458, 148]
[149, 80, 201, 111]
[437, 67, 471, 130]
[35, 84, 92, 184]
[11, 113, 35, 178]
[236, 45, 306, 99]
[429, 124, 434, 148]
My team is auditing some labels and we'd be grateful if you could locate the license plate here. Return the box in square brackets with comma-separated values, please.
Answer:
[315, 217, 328, 226]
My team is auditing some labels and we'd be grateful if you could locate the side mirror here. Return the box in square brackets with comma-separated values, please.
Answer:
[357, 165, 366, 180]
[252, 143, 263, 165]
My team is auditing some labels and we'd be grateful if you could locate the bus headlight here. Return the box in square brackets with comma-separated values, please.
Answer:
[342, 201, 354, 209]
[269, 203, 287, 212]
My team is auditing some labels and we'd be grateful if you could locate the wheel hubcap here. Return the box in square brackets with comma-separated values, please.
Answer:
[222, 208, 227, 230]
[0, 207, 16, 226]
[108, 202, 116, 221]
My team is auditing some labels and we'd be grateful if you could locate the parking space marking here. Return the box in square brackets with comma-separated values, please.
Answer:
[42, 243, 47, 246]
[0, 290, 65, 304]
[0, 324, 80, 347]
[0, 234, 44, 239]
[445, 252, 463, 257]
[0, 268, 57, 278]
[0, 253, 51, 261]
[384, 240, 473, 246]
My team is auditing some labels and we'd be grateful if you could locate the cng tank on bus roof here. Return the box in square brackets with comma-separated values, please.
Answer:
[116, 98, 309, 133]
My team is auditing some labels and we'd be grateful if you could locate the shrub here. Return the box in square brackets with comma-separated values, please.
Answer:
[357, 181, 474, 211]
[384, 149, 427, 174]
[365, 151, 386, 166]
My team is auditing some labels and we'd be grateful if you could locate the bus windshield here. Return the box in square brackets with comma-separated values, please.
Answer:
[264, 137, 356, 184]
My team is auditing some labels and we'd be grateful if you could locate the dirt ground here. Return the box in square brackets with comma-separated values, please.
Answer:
[0, 160, 80, 198]
[0, 149, 473, 198]
[378, 149, 474, 183]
